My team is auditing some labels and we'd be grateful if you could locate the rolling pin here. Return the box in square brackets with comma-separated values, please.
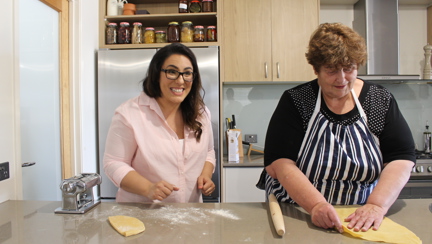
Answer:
[269, 193, 285, 236]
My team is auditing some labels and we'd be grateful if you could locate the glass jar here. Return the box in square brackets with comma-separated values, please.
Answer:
[167, 22, 180, 42]
[193, 25, 205, 42]
[206, 26, 217, 42]
[179, 0, 188, 13]
[202, 0, 213, 12]
[132, 22, 143, 44]
[144, 27, 155, 43]
[155, 31, 167, 43]
[189, 0, 201, 13]
[106, 22, 118, 44]
[118, 22, 131, 44]
[181, 21, 194, 42]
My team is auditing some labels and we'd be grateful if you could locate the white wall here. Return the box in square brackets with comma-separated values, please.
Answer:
[0, 0, 17, 203]
[71, 0, 99, 175]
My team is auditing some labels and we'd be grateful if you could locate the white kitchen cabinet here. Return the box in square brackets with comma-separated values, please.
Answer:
[223, 167, 266, 202]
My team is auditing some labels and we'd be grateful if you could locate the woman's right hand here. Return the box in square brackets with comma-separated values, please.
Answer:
[146, 181, 180, 201]
[311, 201, 344, 233]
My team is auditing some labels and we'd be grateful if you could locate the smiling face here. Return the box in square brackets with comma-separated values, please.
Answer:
[157, 54, 193, 107]
[316, 64, 358, 100]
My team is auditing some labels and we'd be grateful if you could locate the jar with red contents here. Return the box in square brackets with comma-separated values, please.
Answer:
[167, 22, 180, 42]
[118, 22, 131, 44]
[206, 26, 217, 42]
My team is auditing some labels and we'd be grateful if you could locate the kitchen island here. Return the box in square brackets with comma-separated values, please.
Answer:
[0, 199, 430, 243]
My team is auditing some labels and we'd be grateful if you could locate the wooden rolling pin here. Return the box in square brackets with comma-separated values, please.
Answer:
[269, 193, 285, 236]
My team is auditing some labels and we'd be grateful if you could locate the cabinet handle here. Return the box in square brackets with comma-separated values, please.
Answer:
[276, 62, 280, 79]
[265, 62, 268, 78]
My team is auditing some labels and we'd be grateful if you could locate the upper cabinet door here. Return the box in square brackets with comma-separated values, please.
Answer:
[222, 0, 272, 82]
[271, 0, 318, 82]
[222, 0, 318, 83]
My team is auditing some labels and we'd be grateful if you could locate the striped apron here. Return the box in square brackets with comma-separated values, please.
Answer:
[266, 87, 383, 204]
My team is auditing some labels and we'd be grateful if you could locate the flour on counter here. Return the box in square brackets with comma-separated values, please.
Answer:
[61, 205, 240, 226]
[145, 205, 240, 225]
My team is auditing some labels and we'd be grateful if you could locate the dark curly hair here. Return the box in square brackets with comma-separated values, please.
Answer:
[305, 23, 367, 72]
[142, 43, 205, 141]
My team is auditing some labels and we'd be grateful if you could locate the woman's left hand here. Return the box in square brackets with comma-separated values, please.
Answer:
[344, 203, 386, 231]
[197, 175, 215, 196]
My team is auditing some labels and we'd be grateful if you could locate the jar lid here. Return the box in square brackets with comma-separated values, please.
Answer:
[202, 0, 213, 2]
[194, 25, 204, 29]
[145, 27, 155, 30]
[108, 22, 117, 26]
[182, 21, 193, 25]
[169, 21, 179, 25]
[191, 0, 200, 2]
[133, 22, 142, 26]
[207, 26, 216, 29]
[155, 30, 166, 33]
[120, 22, 130, 26]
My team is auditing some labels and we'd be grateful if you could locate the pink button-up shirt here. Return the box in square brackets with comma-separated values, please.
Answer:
[103, 92, 216, 203]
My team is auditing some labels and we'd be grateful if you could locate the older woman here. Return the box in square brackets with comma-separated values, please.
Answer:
[261, 23, 415, 233]
[104, 43, 216, 203]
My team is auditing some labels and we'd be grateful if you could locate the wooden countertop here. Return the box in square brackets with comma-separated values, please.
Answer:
[0, 199, 431, 243]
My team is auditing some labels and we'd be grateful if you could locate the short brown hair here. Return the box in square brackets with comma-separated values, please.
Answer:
[305, 23, 367, 72]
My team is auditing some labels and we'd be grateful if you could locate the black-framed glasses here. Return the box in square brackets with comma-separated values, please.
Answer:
[161, 69, 194, 82]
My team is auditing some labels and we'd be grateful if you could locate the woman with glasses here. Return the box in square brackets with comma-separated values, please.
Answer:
[103, 43, 216, 203]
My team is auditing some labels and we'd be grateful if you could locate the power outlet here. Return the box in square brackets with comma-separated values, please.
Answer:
[0, 162, 10, 181]
[245, 134, 258, 144]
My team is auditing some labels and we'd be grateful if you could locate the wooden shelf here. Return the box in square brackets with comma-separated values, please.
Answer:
[100, 42, 220, 50]
[103, 12, 218, 27]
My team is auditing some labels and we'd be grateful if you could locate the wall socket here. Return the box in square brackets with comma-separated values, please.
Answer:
[245, 134, 258, 143]
[0, 162, 10, 181]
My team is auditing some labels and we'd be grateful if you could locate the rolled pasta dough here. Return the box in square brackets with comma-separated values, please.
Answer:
[108, 215, 146, 237]
[334, 207, 421, 244]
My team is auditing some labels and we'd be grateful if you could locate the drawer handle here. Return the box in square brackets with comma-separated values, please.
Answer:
[264, 62, 268, 78]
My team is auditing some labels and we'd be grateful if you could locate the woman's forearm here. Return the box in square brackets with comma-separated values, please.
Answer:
[366, 160, 414, 212]
[120, 170, 153, 196]
[200, 161, 214, 178]
[267, 158, 327, 213]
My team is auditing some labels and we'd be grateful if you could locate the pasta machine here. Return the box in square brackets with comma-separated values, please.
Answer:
[55, 173, 102, 214]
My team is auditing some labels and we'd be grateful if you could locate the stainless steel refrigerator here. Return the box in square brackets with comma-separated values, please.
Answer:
[97, 47, 220, 202]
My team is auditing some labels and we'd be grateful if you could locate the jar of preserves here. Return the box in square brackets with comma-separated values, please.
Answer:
[144, 27, 155, 43]
[132, 22, 143, 44]
[179, 0, 188, 13]
[206, 26, 217, 42]
[181, 21, 194, 42]
[167, 22, 180, 42]
[118, 22, 131, 44]
[193, 26, 205, 42]
[106, 22, 118, 44]
[202, 0, 213, 12]
[155, 31, 167, 43]
[189, 0, 201, 13]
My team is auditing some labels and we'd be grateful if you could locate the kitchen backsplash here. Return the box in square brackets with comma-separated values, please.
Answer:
[222, 82, 432, 154]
